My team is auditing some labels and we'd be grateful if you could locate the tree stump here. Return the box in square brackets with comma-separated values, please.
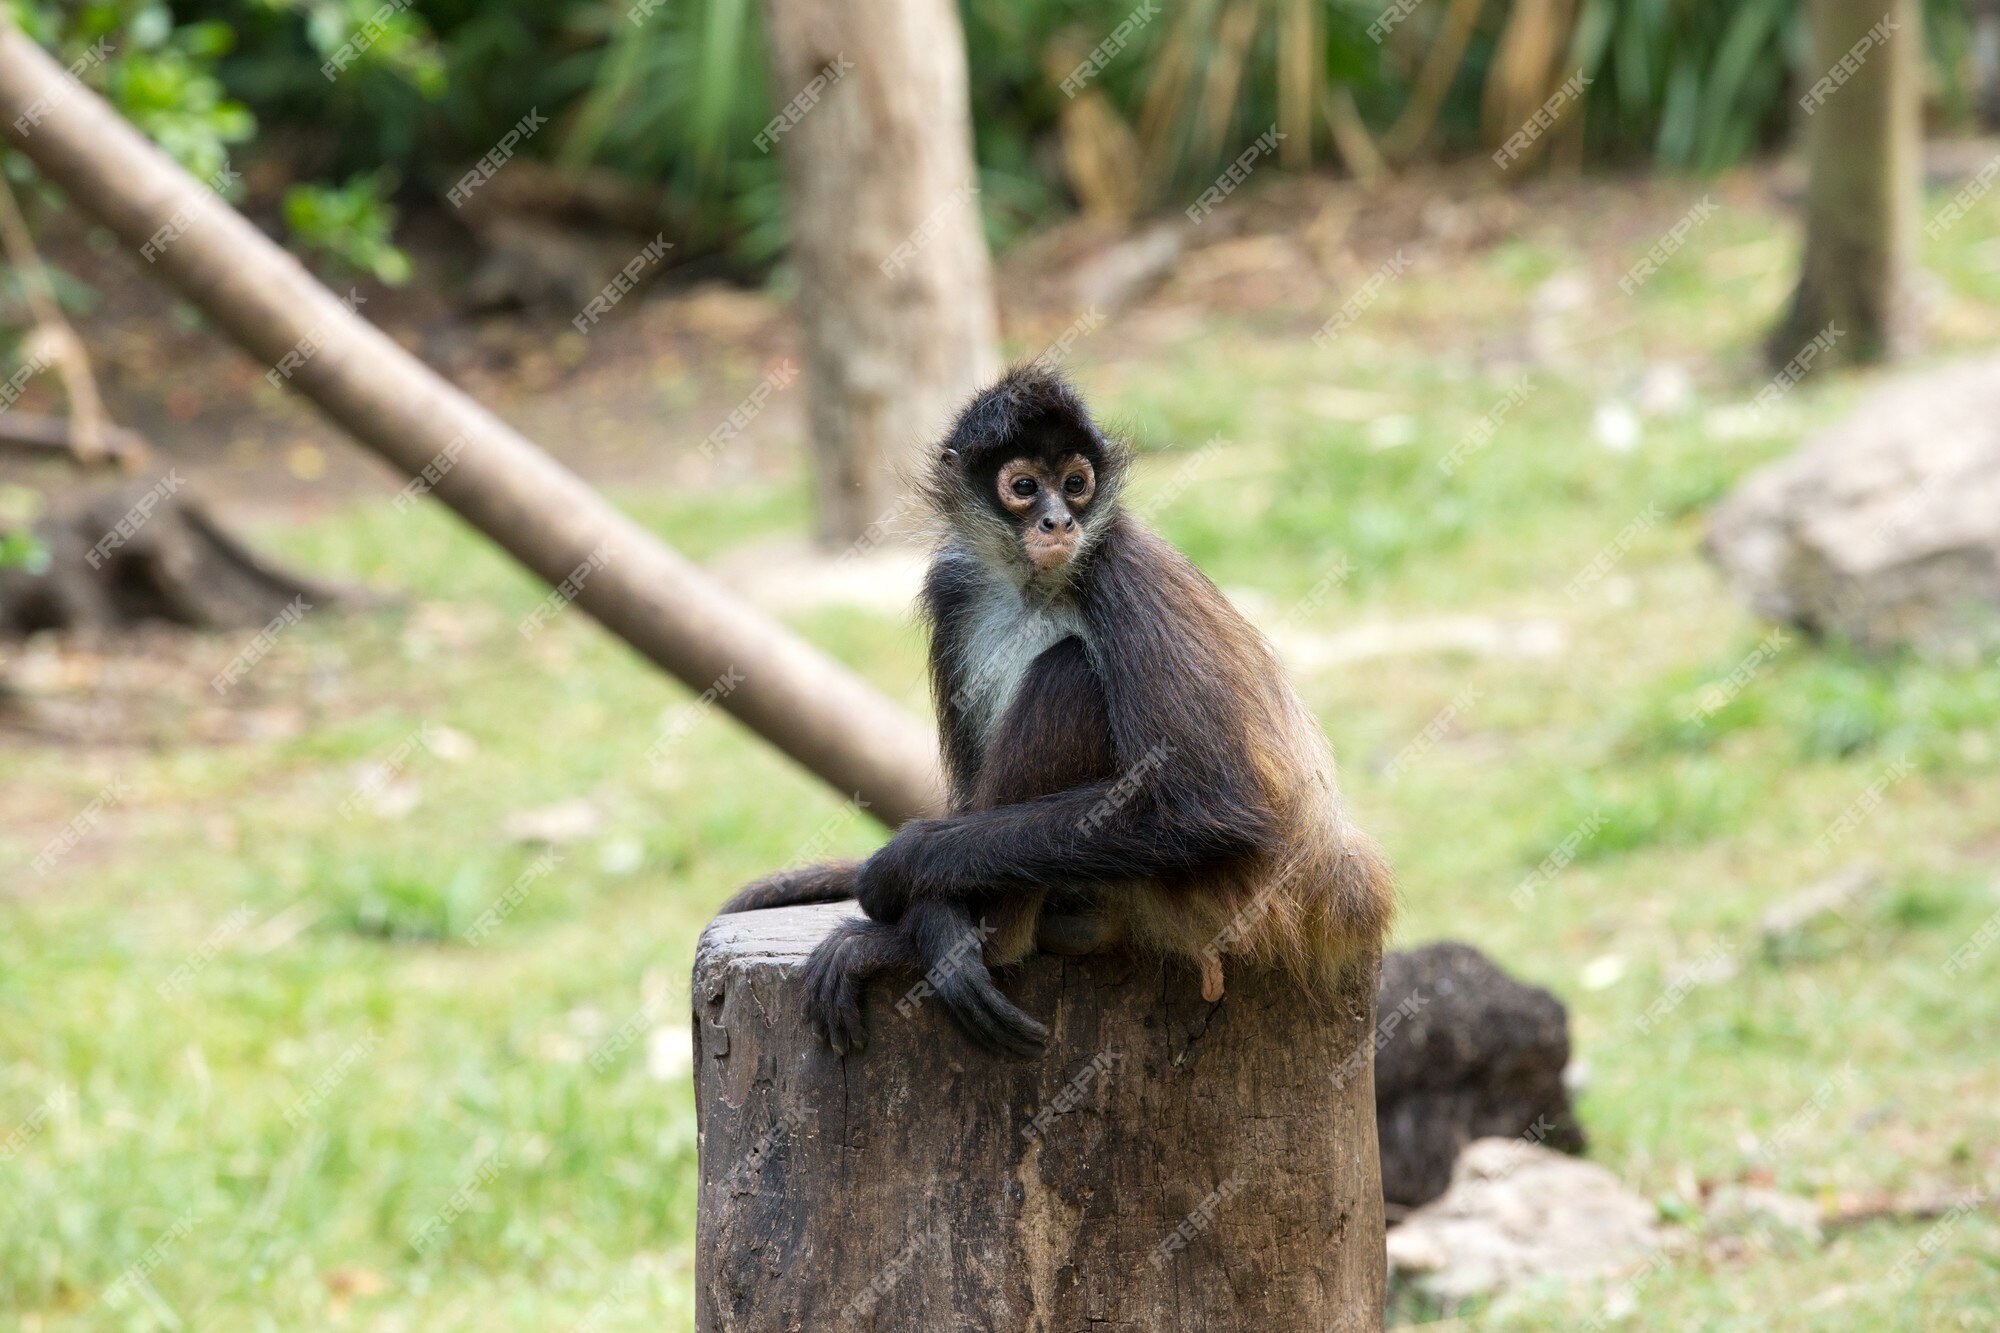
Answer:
[693, 903, 1386, 1331]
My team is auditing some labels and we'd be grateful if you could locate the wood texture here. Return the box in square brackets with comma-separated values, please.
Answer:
[761, 0, 1001, 545]
[0, 22, 942, 825]
[694, 903, 1386, 1330]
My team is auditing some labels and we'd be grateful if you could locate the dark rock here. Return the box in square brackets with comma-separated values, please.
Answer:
[1375, 942, 1585, 1211]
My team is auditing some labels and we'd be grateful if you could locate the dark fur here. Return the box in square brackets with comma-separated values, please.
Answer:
[721, 365, 1395, 1057]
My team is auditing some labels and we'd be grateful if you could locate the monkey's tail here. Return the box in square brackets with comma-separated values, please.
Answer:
[717, 860, 860, 915]
[907, 900, 1048, 1059]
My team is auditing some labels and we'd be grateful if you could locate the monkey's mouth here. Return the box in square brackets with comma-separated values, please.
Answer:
[1022, 530, 1078, 572]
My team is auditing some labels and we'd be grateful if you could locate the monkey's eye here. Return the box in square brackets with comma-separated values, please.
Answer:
[1011, 476, 1038, 498]
[1063, 474, 1086, 496]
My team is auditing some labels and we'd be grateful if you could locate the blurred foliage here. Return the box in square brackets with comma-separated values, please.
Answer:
[1, 0, 1987, 269]
[283, 172, 412, 284]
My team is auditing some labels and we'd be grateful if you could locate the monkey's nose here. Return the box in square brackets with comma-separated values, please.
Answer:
[1039, 515, 1076, 533]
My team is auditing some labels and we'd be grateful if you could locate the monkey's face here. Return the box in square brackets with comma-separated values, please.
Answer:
[993, 452, 1096, 573]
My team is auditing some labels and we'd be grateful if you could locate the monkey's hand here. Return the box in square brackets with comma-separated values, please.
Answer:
[853, 824, 933, 922]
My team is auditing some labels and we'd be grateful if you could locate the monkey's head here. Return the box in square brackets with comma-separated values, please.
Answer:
[926, 365, 1128, 583]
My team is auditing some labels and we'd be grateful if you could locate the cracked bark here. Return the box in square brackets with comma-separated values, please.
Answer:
[693, 903, 1385, 1331]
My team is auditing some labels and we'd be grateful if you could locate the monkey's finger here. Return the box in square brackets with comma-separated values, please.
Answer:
[936, 969, 1047, 1059]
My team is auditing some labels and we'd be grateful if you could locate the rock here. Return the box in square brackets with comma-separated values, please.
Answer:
[1705, 357, 2000, 656]
[1386, 1138, 1671, 1304]
[1376, 942, 1586, 1211]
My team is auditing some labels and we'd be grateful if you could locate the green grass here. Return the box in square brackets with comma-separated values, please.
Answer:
[5, 171, 2000, 1329]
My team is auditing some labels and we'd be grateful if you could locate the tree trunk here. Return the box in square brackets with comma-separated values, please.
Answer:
[760, 0, 1001, 547]
[0, 478, 365, 636]
[0, 21, 942, 826]
[693, 903, 1387, 1331]
[1769, 0, 1923, 369]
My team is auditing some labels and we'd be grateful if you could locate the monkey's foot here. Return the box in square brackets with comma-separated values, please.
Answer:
[801, 919, 880, 1056]
[1199, 952, 1225, 1003]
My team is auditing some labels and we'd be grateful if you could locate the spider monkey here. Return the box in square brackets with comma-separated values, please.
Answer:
[718, 366, 1394, 1057]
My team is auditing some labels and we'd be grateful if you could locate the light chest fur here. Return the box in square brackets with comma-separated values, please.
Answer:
[949, 568, 1089, 751]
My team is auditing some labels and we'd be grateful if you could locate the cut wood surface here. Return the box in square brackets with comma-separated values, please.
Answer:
[693, 903, 1386, 1331]
[0, 22, 942, 826]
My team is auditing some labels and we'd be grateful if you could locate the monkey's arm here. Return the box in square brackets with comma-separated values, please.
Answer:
[854, 775, 1274, 918]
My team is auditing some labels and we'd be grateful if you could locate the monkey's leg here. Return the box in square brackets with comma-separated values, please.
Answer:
[803, 899, 1049, 1058]
[800, 915, 914, 1056]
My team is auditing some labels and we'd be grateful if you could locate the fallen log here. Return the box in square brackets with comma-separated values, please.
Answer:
[0, 21, 942, 826]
